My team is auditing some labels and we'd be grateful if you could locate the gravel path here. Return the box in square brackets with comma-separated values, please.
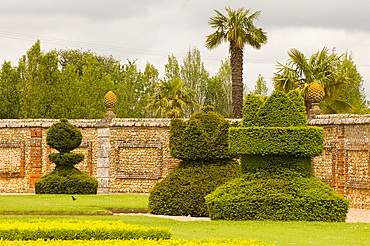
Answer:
[115, 208, 370, 222]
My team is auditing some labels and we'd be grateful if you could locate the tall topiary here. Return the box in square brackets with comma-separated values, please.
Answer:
[205, 91, 349, 222]
[35, 119, 98, 194]
[149, 106, 240, 217]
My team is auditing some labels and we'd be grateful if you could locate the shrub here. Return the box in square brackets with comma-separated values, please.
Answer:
[0, 220, 171, 240]
[0, 239, 274, 246]
[35, 119, 98, 194]
[46, 118, 83, 153]
[35, 166, 98, 194]
[169, 106, 235, 161]
[207, 90, 349, 222]
[149, 160, 240, 217]
[205, 171, 349, 222]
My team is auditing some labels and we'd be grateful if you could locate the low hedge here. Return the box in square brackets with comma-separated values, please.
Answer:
[0, 239, 274, 246]
[149, 160, 240, 217]
[0, 220, 171, 241]
[35, 166, 98, 194]
[228, 126, 324, 157]
[205, 170, 349, 222]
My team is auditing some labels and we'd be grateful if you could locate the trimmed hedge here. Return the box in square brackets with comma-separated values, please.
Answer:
[205, 171, 349, 222]
[35, 166, 98, 194]
[228, 126, 324, 157]
[46, 118, 82, 154]
[148, 160, 240, 217]
[242, 94, 264, 127]
[240, 155, 312, 177]
[0, 220, 171, 240]
[169, 106, 235, 161]
[252, 91, 307, 127]
[0, 239, 274, 246]
[48, 153, 84, 167]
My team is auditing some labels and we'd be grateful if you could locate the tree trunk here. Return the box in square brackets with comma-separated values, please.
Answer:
[229, 40, 244, 118]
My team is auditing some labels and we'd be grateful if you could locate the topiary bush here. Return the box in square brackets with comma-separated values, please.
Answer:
[35, 119, 98, 194]
[205, 91, 349, 221]
[149, 106, 240, 217]
[149, 160, 240, 217]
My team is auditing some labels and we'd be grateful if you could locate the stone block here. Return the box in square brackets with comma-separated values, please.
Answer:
[97, 128, 110, 137]
[97, 158, 110, 168]
[97, 167, 110, 178]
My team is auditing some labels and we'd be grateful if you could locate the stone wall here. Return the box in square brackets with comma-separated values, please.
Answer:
[1, 115, 369, 209]
[0, 118, 179, 194]
[310, 114, 370, 209]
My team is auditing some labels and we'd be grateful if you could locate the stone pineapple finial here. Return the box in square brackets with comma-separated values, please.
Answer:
[104, 91, 117, 119]
[308, 83, 324, 120]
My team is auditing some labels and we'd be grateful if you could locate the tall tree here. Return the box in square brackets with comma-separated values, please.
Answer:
[164, 55, 180, 81]
[253, 74, 268, 96]
[180, 47, 210, 116]
[273, 47, 366, 114]
[206, 7, 267, 118]
[0, 61, 20, 118]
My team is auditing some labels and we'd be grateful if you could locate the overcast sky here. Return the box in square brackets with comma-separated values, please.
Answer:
[1, 0, 370, 99]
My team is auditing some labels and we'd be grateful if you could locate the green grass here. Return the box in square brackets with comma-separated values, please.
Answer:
[0, 194, 148, 214]
[0, 195, 369, 245]
[0, 215, 368, 246]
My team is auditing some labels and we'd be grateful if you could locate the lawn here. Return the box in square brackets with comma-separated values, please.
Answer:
[0, 194, 369, 246]
[0, 194, 148, 214]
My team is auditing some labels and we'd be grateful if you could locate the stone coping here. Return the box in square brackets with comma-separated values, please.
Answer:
[0, 118, 241, 128]
[309, 114, 370, 125]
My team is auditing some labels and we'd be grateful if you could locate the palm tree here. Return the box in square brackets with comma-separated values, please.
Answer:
[145, 78, 199, 118]
[274, 47, 354, 114]
[206, 7, 267, 118]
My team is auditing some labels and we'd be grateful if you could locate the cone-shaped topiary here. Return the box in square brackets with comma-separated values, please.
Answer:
[149, 106, 240, 217]
[35, 119, 98, 194]
[205, 91, 349, 222]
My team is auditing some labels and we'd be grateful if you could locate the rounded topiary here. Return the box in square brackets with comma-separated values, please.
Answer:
[205, 171, 349, 222]
[46, 118, 83, 153]
[35, 166, 98, 194]
[206, 91, 349, 222]
[149, 160, 240, 217]
[149, 106, 240, 217]
[35, 119, 98, 194]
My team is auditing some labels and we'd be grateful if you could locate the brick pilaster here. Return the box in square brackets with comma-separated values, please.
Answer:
[29, 128, 42, 189]
[334, 125, 346, 195]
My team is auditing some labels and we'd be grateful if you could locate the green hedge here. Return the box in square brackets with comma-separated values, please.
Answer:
[48, 153, 84, 167]
[35, 166, 98, 194]
[252, 91, 307, 127]
[0, 220, 171, 240]
[169, 106, 235, 161]
[205, 171, 349, 222]
[46, 119, 82, 154]
[242, 94, 264, 127]
[228, 126, 324, 157]
[148, 160, 240, 217]
[240, 155, 312, 177]
[0, 239, 274, 246]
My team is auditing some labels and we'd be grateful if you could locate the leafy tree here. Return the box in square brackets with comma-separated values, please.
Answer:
[0, 61, 21, 118]
[253, 74, 268, 96]
[206, 7, 268, 118]
[164, 55, 180, 81]
[181, 47, 210, 116]
[18, 40, 60, 118]
[274, 47, 367, 114]
[146, 78, 199, 118]
[204, 59, 233, 118]
[114, 61, 158, 118]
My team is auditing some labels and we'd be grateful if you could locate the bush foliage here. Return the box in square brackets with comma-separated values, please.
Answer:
[0, 220, 171, 240]
[205, 171, 349, 222]
[149, 160, 240, 217]
[35, 166, 98, 194]
[169, 106, 235, 161]
[206, 91, 349, 222]
[35, 119, 98, 194]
